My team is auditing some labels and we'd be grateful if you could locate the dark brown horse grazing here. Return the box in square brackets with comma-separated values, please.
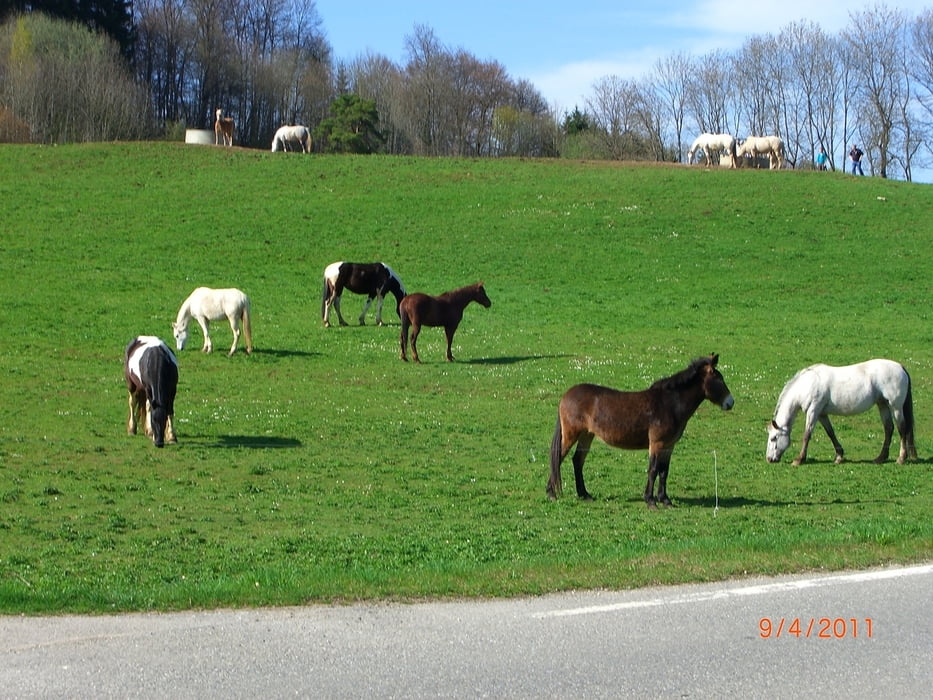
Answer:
[548, 354, 734, 509]
[399, 282, 491, 363]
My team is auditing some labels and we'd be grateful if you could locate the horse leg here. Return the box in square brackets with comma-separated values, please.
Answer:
[227, 315, 240, 356]
[358, 296, 374, 325]
[892, 405, 912, 464]
[333, 294, 349, 326]
[444, 325, 457, 362]
[165, 413, 177, 444]
[654, 450, 675, 507]
[792, 413, 819, 465]
[874, 403, 894, 463]
[142, 399, 153, 438]
[127, 393, 139, 435]
[570, 432, 595, 500]
[818, 415, 845, 464]
[323, 294, 333, 327]
[399, 322, 409, 361]
[196, 317, 212, 353]
[644, 451, 660, 509]
[374, 294, 385, 326]
[410, 324, 422, 364]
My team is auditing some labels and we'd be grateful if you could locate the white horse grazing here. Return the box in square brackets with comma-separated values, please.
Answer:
[271, 125, 311, 153]
[767, 359, 917, 466]
[214, 109, 234, 146]
[686, 133, 737, 168]
[737, 135, 784, 169]
[173, 287, 253, 356]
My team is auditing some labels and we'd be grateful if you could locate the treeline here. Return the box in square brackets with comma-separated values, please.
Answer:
[2, 2, 933, 179]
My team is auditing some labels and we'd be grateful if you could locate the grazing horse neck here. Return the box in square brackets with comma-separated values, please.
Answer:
[175, 299, 192, 327]
[773, 372, 809, 428]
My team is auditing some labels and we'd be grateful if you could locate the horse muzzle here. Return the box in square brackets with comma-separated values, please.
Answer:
[721, 394, 735, 411]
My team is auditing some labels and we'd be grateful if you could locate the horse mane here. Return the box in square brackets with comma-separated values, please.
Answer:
[381, 264, 406, 296]
[439, 282, 483, 301]
[772, 366, 811, 417]
[650, 356, 712, 391]
[174, 293, 193, 326]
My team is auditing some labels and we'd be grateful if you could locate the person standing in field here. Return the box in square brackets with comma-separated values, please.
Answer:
[849, 144, 864, 175]
[816, 146, 828, 171]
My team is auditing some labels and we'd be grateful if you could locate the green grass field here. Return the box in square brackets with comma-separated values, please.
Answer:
[0, 143, 930, 613]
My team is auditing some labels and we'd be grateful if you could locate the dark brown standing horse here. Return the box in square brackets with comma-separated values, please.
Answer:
[399, 282, 491, 363]
[548, 354, 734, 508]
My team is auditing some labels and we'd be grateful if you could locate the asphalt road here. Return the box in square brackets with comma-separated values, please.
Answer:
[2, 563, 930, 698]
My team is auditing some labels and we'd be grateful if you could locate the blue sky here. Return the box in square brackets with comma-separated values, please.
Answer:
[314, 1, 931, 114]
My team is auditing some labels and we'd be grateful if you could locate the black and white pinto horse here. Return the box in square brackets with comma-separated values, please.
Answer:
[321, 261, 407, 327]
[124, 336, 178, 447]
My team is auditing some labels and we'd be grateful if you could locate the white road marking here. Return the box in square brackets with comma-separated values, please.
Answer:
[532, 563, 933, 619]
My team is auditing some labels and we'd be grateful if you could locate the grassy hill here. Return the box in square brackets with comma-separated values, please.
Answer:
[0, 143, 930, 613]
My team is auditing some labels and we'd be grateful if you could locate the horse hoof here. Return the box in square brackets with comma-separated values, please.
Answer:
[646, 501, 658, 510]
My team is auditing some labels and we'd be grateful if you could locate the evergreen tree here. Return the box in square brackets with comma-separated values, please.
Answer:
[315, 94, 386, 154]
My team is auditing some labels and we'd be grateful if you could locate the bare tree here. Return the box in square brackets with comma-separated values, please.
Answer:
[910, 9, 933, 170]
[843, 5, 912, 178]
[782, 21, 844, 170]
[346, 51, 408, 153]
[687, 50, 734, 135]
[401, 24, 451, 155]
[586, 75, 642, 159]
[653, 52, 691, 160]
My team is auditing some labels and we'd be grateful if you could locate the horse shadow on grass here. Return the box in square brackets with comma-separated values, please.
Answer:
[251, 348, 320, 359]
[183, 435, 302, 449]
[214, 435, 302, 449]
[465, 354, 571, 366]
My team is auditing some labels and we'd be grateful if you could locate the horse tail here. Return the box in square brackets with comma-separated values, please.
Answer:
[321, 275, 332, 321]
[548, 414, 564, 498]
[241, 298, 253, 354]
[399, 300, 411, 358]
[902, 368, 917, 459]
[399, 301, 410, 335]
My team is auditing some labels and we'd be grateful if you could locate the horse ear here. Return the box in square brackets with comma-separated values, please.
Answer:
[709, 353, 719, 366]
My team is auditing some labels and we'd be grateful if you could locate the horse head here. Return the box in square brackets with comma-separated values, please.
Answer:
[171, 322, 188, 350]
[474, 282, 492, 308]
[702, 353, 734, 410]
[766, 420, 791, 462]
